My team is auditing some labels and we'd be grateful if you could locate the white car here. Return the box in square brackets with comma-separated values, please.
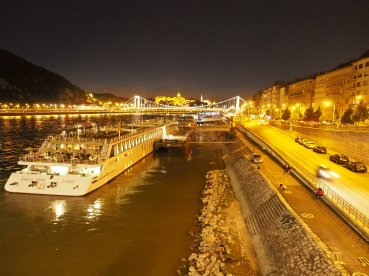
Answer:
[304, 141, 316, 149]
[317, 165, 339, 180]
[251, 153, 264, 164]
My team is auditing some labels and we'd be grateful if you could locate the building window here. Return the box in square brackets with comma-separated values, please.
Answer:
[357, 82, 361, 87]
[366, 61, 369, 67]
[363, 80, 368, 86]
[359, 64, 363, 69]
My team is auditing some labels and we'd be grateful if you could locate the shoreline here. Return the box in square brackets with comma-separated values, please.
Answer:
[182, 169, 260, 275]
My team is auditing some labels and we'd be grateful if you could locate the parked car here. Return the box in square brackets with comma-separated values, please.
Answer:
[329, 154, 350, 165]
[345, 161, 367, 173]
[295, 136, 304, 143]
[250, 153, 264, 164]
[299, 138, 308, 145]
[304, 141, 316, 149]
[313, 146, 327, 154]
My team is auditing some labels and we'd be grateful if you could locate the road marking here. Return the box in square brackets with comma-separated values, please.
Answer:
[358, 257, 369, 266]
[301, 213, 314, 219]
[333, 252, 343, 264]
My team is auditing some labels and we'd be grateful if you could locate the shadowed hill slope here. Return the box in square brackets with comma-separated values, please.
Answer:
[0, 49, 86, 103]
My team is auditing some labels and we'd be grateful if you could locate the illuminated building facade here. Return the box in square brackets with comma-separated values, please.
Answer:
[155, 92, 187, 106]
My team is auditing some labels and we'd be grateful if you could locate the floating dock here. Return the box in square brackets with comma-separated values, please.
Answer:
[154, 127, 192, 151]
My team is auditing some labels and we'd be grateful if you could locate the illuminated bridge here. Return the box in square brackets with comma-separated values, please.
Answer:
[123, 95, 250, 114]
[0, 95, 252, 116]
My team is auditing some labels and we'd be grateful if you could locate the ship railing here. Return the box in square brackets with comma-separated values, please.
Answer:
[19, 155, 100, 165]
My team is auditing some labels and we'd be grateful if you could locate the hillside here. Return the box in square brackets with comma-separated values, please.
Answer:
[0, 49, 87, 103]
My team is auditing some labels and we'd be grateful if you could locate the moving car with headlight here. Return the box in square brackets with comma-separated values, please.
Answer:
[345, 161, 367, 173]
[317, 165, 339, 180]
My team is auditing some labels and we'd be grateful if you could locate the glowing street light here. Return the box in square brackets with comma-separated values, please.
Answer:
[356, 95, 363, 104]
[324, 101, 336, 125]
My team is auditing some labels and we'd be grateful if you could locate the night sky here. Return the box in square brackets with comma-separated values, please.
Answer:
[1, 0, 369, 100]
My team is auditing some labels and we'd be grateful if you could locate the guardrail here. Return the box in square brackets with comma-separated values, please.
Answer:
[236, 123, 369, 242]
[276, 121, 369, 132]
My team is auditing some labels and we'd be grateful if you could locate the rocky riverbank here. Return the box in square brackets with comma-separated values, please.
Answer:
[181, 169, 259, 275]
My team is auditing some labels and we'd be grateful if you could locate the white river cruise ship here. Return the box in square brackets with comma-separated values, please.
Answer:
[5, 120, 177, 196]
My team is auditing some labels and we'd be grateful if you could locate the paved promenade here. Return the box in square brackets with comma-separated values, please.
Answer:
[225, 134, 369, 275]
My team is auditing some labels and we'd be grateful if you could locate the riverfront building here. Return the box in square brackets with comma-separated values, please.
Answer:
[253, 49, 369, 122]
[352, 51, 369, 105]
[288, 77, 316, 119]
[315, 63, 353, 122]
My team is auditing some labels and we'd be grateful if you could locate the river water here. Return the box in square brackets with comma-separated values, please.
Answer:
[0, 114, 225, 275]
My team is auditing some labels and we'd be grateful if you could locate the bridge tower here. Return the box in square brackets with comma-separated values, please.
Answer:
[235, 96, 240, 113]
[134, 95, 140, 110]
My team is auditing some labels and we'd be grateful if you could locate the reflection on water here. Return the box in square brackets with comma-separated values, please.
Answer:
[51, 200, 67, 222]
[0, 114, 225, 275]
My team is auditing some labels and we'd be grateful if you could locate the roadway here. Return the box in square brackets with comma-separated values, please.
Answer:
[241, 121, 369, 218]
[235, 131, 369, 274]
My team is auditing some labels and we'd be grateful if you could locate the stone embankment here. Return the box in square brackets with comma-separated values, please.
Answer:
[225, 151, 348, 275]
[183, 170, 257, 276]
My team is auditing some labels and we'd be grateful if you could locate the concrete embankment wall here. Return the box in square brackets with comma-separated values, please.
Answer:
[273, 124, 369, 165]
[224, 152, 345, 275]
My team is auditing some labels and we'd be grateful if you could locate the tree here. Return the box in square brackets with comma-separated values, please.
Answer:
[313, 106, 322, 122]
[351, 102, 368, 123]
[281, 108, 291, 121]
[340, 107, 354, 125]
[303, 107, 314, 121]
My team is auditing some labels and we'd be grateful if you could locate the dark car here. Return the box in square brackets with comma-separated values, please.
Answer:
[295, 137, 304, 143]
[345, 161, 367, 173]
[329, 154, 349, 165]
[298, 138, 308, 145]
[313, 146, 327, 154]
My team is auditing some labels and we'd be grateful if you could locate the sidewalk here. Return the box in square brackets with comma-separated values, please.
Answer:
[254, 145, 369, 274]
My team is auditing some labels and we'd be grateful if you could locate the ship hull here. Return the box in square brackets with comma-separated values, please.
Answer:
[5, 123, 174, 196]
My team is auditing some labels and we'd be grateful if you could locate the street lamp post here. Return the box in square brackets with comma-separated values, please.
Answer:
[324, 101, 336, 125]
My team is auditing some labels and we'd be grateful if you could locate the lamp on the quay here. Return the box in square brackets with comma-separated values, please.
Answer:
[292, 103, 300, 120]
[324, 101, 336, 125]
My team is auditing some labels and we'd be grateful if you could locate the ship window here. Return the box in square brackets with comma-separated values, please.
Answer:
[110, 149, 115, 158]
[114, 145, 120, 155]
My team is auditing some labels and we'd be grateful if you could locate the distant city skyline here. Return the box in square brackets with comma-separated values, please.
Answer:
[1, 0, 369, 100]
